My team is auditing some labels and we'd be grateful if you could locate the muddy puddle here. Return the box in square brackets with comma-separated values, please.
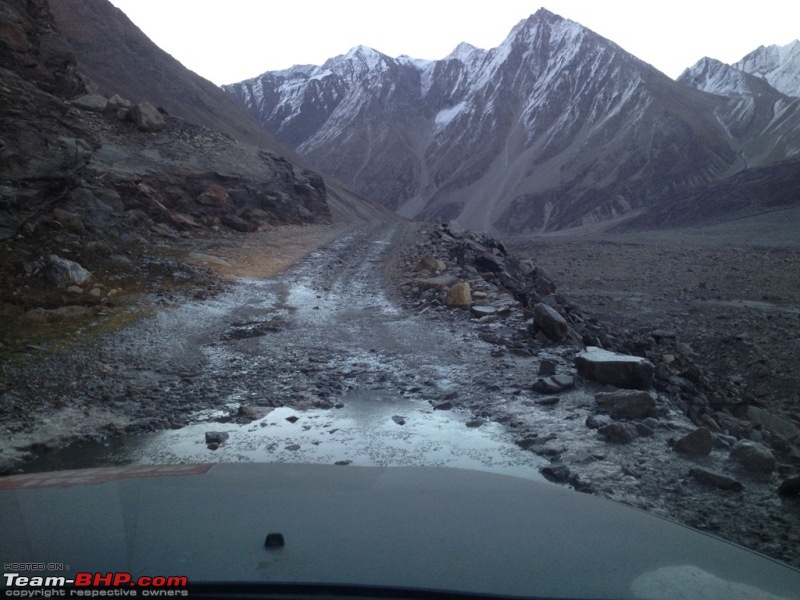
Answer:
[22, 389, 548, 481]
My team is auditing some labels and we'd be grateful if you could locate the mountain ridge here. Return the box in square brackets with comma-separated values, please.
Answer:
[226, 8, 780, 233]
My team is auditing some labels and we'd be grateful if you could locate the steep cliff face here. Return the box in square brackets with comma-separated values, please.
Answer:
[225, 10, 800, 234]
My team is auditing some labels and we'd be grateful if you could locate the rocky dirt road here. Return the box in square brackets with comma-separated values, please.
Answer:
[1, 222, 799, 568]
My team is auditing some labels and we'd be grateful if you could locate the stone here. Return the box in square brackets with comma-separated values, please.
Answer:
[538, 359, 557, 376]
[130, 101, 166, 132]
[540, 465, 571, 483]
[196, 184, 229, 206]
[746, 406, 798, 441]
[434, 401, 453, 411]
[71, 94, 108, 112]
[474, 253, 504, 273]
[44, 255, 92, 288]
[204, 431, 229, 446]
[533, 375, 574, 394]
[533, 302, 569, 342]
[470, 305, 498, 318]
[595, 390, 656, 419]
[575, 346, 654, 390]
[598, 422, 639, 444]
[730, 440, 775, 474]
[444, 282, 472, 307]
[689, 468, 744, 492]
[221, 215, 258, 233]
[586, 414, 613, 430]
[673, 428, 713, 456]
[392, 415, 406, 425]
[414, 254, 445, 273]
[416, 274, 459, 291]
[107, 94, 132, 110]
[777, 475, 800, 496]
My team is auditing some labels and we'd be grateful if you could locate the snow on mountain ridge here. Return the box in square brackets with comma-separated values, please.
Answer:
[734, 40, 800, 97]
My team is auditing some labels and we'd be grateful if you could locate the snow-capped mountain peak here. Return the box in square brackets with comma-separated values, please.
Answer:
[733, 40, 800, 97]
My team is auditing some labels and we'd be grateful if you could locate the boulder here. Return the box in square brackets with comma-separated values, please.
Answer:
[444, 282, 472, 307]
[130, 101, 165, 132]
[533, 302, 569, 341]
[673, 428, 713, 456]
[575, 346, 654, 390]
[730, 440, 775, 474]
[595, 390, 656, 419]
[44, 255, 92, 288]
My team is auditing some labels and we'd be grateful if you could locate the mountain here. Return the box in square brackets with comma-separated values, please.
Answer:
[733, 40, 800, 98]
[224, 10, 800, 234]
[224, 9, 800, 234]
[677, 57, 800, 166]
[47, 0, 395, 224]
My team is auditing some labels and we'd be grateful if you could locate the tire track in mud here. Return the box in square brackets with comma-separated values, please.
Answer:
[9, 224, 549, 478]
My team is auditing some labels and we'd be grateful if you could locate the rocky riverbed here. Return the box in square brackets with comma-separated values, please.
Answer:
[1, 221, 799, 569]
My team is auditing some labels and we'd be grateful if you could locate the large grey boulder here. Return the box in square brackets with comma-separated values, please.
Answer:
[575, 346, 654, 389]
[130, 101, 166, 132]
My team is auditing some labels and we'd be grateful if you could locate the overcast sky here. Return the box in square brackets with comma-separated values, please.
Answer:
[107, 0, 799, 85]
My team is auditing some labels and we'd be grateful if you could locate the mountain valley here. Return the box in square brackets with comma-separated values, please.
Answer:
[1, 0, 799, 574]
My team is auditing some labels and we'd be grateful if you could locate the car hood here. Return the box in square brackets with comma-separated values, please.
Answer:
[2, 462, 798, 599]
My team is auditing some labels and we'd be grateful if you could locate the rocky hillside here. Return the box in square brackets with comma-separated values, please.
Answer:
[225, 10, 800, 234]
[47, 0, 396, 224]
[0, 0, 385, 348]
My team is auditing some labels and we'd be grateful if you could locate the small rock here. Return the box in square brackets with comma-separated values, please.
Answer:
[730, 439, 775, 474]
[205, 431, 229, 446]
[536, 396, 560, 406]
[444, 282, 472, 307]
[673, 428, 713, 456]
[689, 467, 744, 492]
[595, 390, 656, 419]
[71, 94, 108, 112]
[538, 359, 557, 376]
[392, 415, 406, 425]
[532, 302, 569, 342]
[598, 422, 639, 444]
[434, 401, 453, 411]
[285, 416, 299, 423]
[532, 375, 574, 394]
[586, 414, 613, 430]
[334, 460, 352, 466]
[540, 465, 571, 483]
[414, 255, 445, 273]
[470, 305, 499, 318]
[465, 418, 485, 428]
[45, 255, 92, 288]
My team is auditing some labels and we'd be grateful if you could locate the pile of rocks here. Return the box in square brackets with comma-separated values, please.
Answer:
[391, 222, 800, 495]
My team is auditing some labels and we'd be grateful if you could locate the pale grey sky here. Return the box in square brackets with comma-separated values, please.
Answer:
[108, 0, 799, 85]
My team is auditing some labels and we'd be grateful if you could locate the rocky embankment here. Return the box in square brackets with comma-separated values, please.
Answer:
[1, 0, 331, 352]
[388, 222, 800, 567]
